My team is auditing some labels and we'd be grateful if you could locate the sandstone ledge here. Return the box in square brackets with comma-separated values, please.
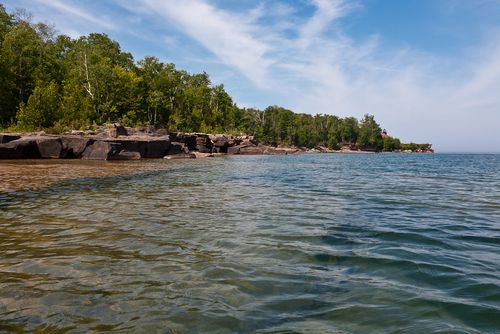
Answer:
[0, 125, 432, 160]
[0, 127, 303, 160]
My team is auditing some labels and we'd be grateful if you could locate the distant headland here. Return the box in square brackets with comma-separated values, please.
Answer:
[0, 5, 431, 157]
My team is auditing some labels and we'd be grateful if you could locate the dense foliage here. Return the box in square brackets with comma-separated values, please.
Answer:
[0, 5, 429, 151]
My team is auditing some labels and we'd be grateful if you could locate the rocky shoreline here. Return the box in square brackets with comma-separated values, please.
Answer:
[0, 124, 432, 160]
[0, 124, 302, 160]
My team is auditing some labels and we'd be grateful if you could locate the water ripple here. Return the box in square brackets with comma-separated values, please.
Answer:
[1, 154, 500, 333]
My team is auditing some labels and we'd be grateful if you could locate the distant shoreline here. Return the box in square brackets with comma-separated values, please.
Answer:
[0, 124, 434, 161]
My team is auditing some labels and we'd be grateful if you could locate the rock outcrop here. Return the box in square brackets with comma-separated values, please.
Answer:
[0, 137, 40, 159]
[4, 127, 393, 160]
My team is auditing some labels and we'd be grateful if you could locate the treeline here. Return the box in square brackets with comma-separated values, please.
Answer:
[0, 5, 427, 151]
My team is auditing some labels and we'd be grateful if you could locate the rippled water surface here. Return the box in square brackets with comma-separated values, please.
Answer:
[1, 154, 500, 333]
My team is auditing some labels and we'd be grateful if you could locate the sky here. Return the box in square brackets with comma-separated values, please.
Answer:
[4, 0, 500, 152]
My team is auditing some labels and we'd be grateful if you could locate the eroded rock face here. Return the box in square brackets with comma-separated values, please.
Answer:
[36, 137, 64, 158]
[0, 136, 66, 159]
[61, 136, 95, 158]
[211, 135, 229, 153]
[82, 138, 170, 160]
[167, 142, 188, 155]
[141, 138, 171, 158]
[82, 141, 121, 160]
[169, 133, 197, 151]
[0, 138, 40, 159]
[82, 141, 140, 160]
[194, 134, 213, 153]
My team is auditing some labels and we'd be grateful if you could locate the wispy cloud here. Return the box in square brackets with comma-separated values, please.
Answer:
[33, 0, 116, 31]
[135, 0, 272, 87]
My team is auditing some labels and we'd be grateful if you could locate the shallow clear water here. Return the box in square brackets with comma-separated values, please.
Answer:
[1, 154, 499, 333]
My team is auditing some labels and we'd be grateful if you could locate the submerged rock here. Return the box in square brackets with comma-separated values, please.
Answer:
[164, 153, 196, 159]
[192, 152, 214, 158]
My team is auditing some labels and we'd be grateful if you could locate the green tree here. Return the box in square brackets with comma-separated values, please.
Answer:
[357, 114, 383, 150]
[16, 80, 60, 130]
[2, 21, 41, 105]
[340, 117, 358, 144]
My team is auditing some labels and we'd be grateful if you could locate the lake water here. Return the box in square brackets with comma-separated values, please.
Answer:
[1, 154, 499, 333]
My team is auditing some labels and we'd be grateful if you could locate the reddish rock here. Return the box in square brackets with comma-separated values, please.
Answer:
[0, 138, 40, 159]
[35, 137, 64, 158]
[61, 136, 95, 158]
[82, 141, 120, 160]
[108, 123, 128, 138]
[82, 141, 141, 160]
[169, 133, 197, 151]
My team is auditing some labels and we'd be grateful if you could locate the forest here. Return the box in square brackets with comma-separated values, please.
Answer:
[0, 5, 430, 151]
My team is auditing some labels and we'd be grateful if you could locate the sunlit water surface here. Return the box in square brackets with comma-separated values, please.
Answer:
[1, 154, 499, 333]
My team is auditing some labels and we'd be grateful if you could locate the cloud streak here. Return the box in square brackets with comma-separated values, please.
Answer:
[136, 0, 272, 87]
[33, 0, 116, 31]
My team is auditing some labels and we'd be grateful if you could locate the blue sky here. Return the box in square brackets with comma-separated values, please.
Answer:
[4, 0, 500, 152]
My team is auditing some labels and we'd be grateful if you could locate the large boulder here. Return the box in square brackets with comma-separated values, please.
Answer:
[141, 138, 171, 158]
[210, 134, 229, 153]
[237, 135, 258, 146]
[195, 134, 213, 153]
[108, 123, 128, 138]
[82, 141, 120, 160]
[0, 137, 40, 159]
[82, 137, 171, 160]
[169, 133, 197, 151]
[98, 138, 170, 159]
[81, 141, 136, 160]
[61, 136, 95, 158]
[35, 137, 64, 158]
[0, 136, 76, 159]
